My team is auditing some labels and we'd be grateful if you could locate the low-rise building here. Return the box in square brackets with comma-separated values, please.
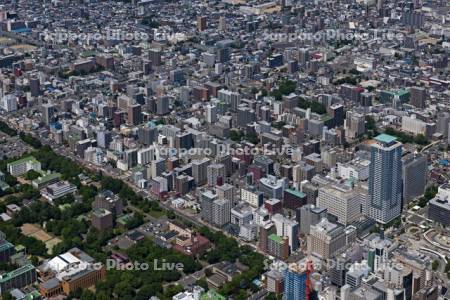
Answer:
[7, 156, 41, 177]
[0, 264, 37, 295]
[38, 248, 106, 297]
[41, 181, 77, 202]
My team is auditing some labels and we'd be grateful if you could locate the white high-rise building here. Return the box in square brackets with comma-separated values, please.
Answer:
[137, 146, 155, 165]
[272, 213, 299, 252]
[2, 94, 17, 112]
[206, 104, 217, 123]
[212, 198, 231, 227]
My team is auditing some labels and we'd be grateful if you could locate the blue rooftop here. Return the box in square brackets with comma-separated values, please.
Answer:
[12, 28, 31, 34]
[375, 134, 397, 144]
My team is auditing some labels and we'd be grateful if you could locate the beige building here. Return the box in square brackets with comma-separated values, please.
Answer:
[307, 218, 346, 259]
[316, 182, 366, 225]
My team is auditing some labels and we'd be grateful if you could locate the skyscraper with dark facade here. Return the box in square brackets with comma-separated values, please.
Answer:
[409, 86, 427, 109]
[138, 125, 158, 146]
[402, 154, 427, 205]
[127, 104, 142, 126]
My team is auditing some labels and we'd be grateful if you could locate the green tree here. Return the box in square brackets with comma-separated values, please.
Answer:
[414, 134, 428, 145]
[2, 292, 13, 300]
[229, 129, 243, 142]
[270, 79, 297, 100]
[24, 170, 41, 180]
[164, 285, 184, 298]
[366, 116, 376, 131]
[432, 260, 439, 271]
[196, 278, 208, 291]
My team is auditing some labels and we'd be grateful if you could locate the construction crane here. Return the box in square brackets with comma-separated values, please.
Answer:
[305, 259, 315, 300]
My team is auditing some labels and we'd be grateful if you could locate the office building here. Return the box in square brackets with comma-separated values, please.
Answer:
[2, 94, 17, 112]
[328, 257, 348, 287]
[283, 189, 307, 210]
[258, 175, 286, 199]
[401, 115, 434, 137]
[212, 198, 231, 227]
[436, 112, 450, 139]
[402, 154, 427, 205]
[7, 156, 41, 176]
[368, 134, 403, 224]
[42, 103, 56, 125]
[148, 49, 162, 66]
[239, 223, 258, 241]
[137, 146, 156, 166]
[337, 158, 370, 181]
[241, 186, 264, 208]
[272, 213, 299, 252]
[409, 87, 427, 108]
[307, 218, 346, 259]
[0, 235, 15, 263]
[41, 181, 77, 202]
[428, 184, 450, 227]
[0, 264, 37, 294]
[150, 158, 166, 179]
[317, 183, 364, 225]
[264, 198, 282, 215]
[127, 104, 142, 126]
[216, 183, 234, 203]
[29, 77, 40, 97]
[156, 96, 170, 115]
[231, 203, 253, 226]
[253, 156, 274, 175]
[197, 16, 207, 31]
[218, 89, 240, 111]
[92, 190, 124, 216]
[236, 106, 256, 127]
[267, 234, 289, 260]
[345, 111, 365, 140]
[293, 163, 315, 184]
[258, 222, 275, 253]
[345, 261, 370, 288]
[192, 158, 211, 186]
[266, 269, 284, 294]
[402, 11, 425, 29]
[96, 129, 112, 149]
[301, 181, 319, 205]
[138, 125, 158, 145]
[91, 208, 113, 231]
[297, 204, 328, 235]
[206, 104, 217, 123]
[170, 69, 184, 84]
[207, 163, 225, 186]
[200, 190, 217, 223]
[175, 132, 194, 150]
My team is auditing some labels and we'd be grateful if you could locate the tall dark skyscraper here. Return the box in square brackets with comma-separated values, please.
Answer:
[402, 154, 427, 205]
[127, 104, 142, 126]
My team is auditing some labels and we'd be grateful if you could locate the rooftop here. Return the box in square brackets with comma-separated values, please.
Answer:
[268, 233, 284, 244]
[7, 156, 39, 167]
[93, 208, 112, 217]
[0, 264, 35, 283]
[375, 133, 397, 144]
[32, 172, 61, 185]
[285, 188, 306, 198]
